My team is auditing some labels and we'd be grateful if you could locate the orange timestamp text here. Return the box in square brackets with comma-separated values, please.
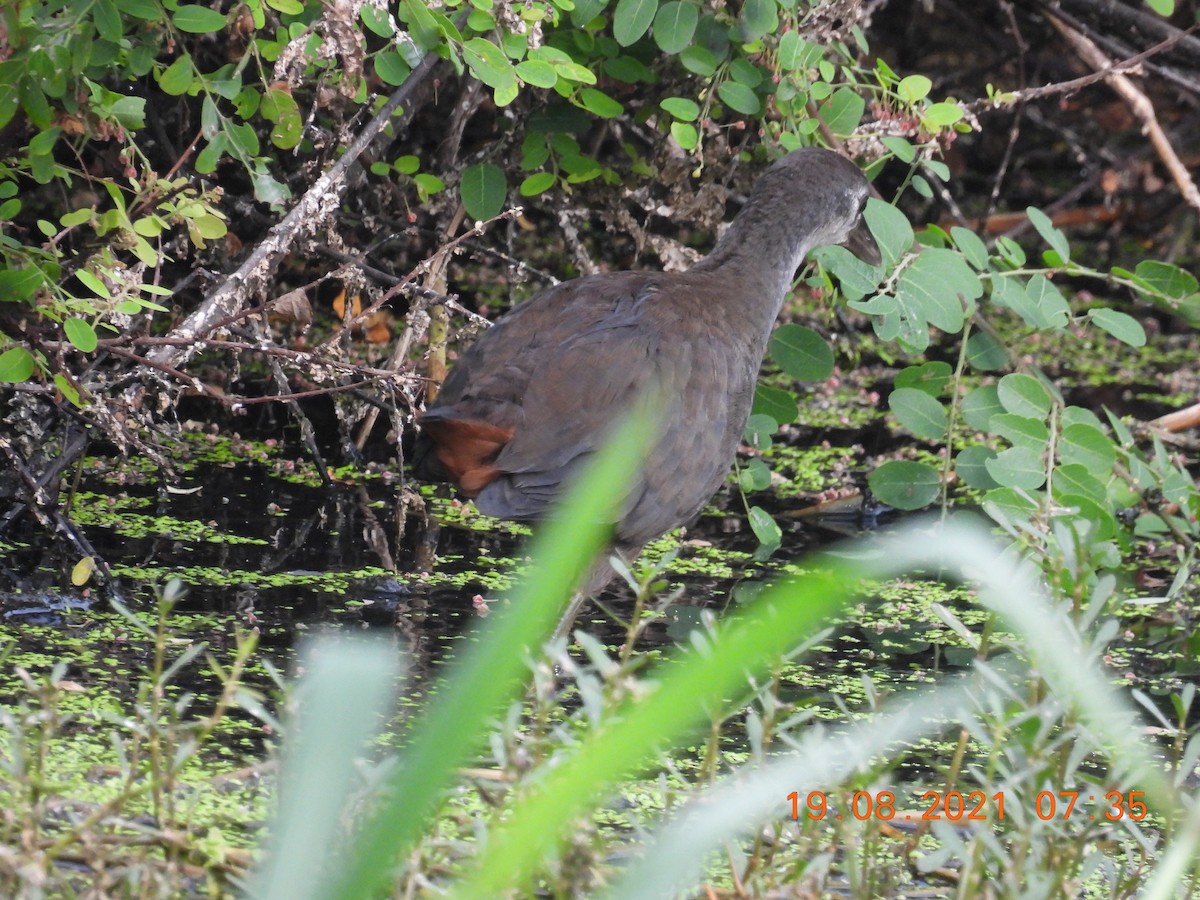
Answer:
[787, 790, 1149, 823]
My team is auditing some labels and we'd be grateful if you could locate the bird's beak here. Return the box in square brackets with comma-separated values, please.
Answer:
[841, 218, 881, 267]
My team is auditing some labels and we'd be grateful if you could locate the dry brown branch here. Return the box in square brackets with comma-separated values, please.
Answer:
[1049, 15, 1200, 215]
[1150, 401, 1200, 433]
[144, 49, 443, 372]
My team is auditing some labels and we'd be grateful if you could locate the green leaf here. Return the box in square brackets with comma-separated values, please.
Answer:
[679, 45, 717, 77]
[818, 87, 865, 136]
[462, 38, 515, 90]
[864, 198, 912, 266]
[1021, 275, 1069, 330]
[1026, 206, 1070, 263]
[613, 0, 657, 46]
[53, 373, 83, 408]
[403, 0, 442, 48]
[921, 101, 963, 127]
[955, 446, 999, 490]
[996, 373, 1051, 419]
[460, 164, 507, 220]
[868, 460, 940, 510]
[739, 0, 777, 41]
[738, 457, 772, 492]
[653, 1, 698, 54]
[716, 81, 760, 116]
[545, 58, 597, 85]
[172, 5, 228, 33]
[1145, 0, 1174, 18]
[519, 172, 556, 197]
[777, 31, 815, 71]
[1062, 405, 1105, 431]
[961, 384, 1002, 432]
[414, 172, 445, 200]
[1058, 423, 1116, 474]
[394, 155, 421, 175]
[743, 413, 776, 450]
[889, 387, 948, 440]
[515, 60, 557, 88]
[192, 213, 227, 239]
[982, 487, 1037, 525]
[95, 0, 125, 42]
[896, 74, 931, 103]
[950, 226, 988, 269]
[0, 267, 46, 301]
[0, 346, 35, 382]
[729, 59, 764, 88]
[768, 324, 833, 382]
[893, 247, 978, 337]
[1089, 308, 1146, 347]
[670, 121, 698, 150]
[881, 136, 915, 163]
[159, 54, 194, 95]
[660, 97, 700, 121]
[984, 445, 1045, 490]
[64, 318, 99, 353]
[990, 413, 1049, 453]
[893, 361, 951, 397]
[261, 88, 302, 149]
[360, 5, 396, 37]
[1131, 260, 1197, 299]
[578, 88, 623, 118]
[604, 56, 654, 84]
[1052, 464, 1107, 504]
[751, 383, 798, 425]
[812, 246, 882, 299]
[966, 331, 1007, 371]
[249, 638, 403, 900]
[375, 49, 412, 86]
[747, 505, 781, 551]
[76, 269, 111, 299]
[0, 64, 19, 130]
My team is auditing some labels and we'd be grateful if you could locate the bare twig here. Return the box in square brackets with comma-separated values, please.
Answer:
[1049, 15, 1200, 214]
[144, 48, 443, 371]
[967, 22, 1200, 112]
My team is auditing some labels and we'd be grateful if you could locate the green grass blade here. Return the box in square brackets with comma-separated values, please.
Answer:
[247, 637, 402, 900]
[324, 406, 659, 899]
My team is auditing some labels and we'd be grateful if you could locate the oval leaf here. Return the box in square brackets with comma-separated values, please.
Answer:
[716, 81, 760, 116]
[652, 1, 697, 54]
[613, 0, 657, 46]
[1089, 308, 1146, 347]
[172, 5, 228, 33]
[889, 388, 948, 441]
[751, 383, 798, 425]
[984, 445, 1046, 490]
[768, 324, 833, 382]
[0, 346, 35, 382]
[747, 505, 782, 550]
[868, 460, 941, 511]
[996, 373, 1052, 419]
[64, 318, 99, 353]
[460, 164, 507, 221]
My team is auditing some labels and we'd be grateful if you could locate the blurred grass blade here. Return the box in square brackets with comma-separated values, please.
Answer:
[325, 402, 660, 899]
[447, 517, 1170, 898]
[607, 681, 975, 898]
[248, 636, 402, 900]
[447, 562, 863, 898]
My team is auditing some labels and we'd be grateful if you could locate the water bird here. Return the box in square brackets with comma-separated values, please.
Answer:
[414, 147, 880, 631]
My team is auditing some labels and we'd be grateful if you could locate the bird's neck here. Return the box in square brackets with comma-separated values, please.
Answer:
[689, 200, 813, 311]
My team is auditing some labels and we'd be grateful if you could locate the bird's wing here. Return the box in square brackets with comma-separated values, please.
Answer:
[422, 272, 689, 522]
